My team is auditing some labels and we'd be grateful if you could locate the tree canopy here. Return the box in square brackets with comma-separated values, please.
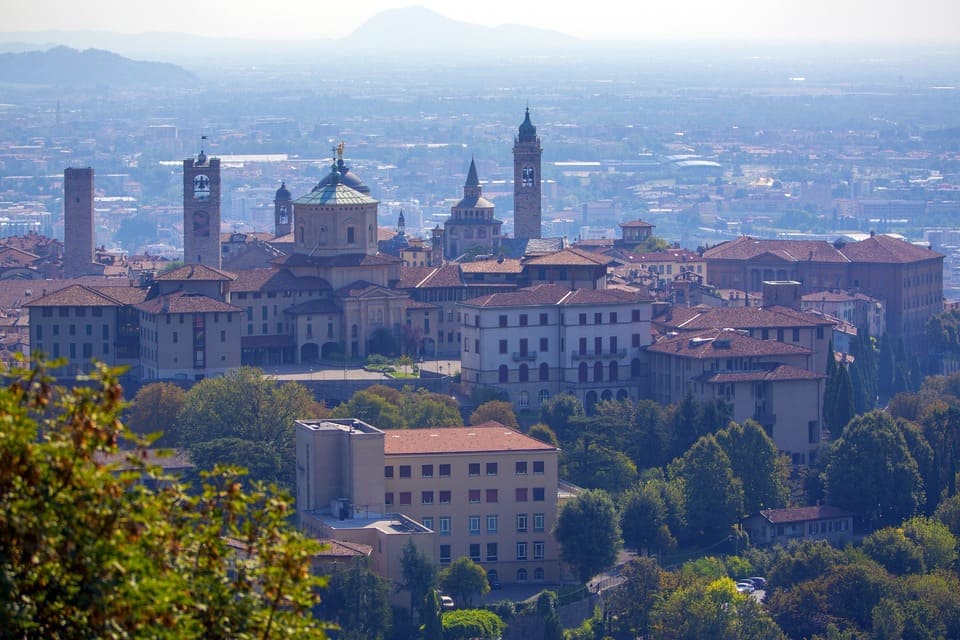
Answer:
[438, 557, 489, 609]
[554, 489, 622, 584]
[0, 358, 331, 638]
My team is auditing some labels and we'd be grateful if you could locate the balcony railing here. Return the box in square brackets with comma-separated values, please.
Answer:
[571, 348, 627, 361]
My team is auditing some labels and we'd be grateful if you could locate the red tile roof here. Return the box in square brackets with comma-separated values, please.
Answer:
[696, 363, 825, 383]
[461, 283, 646, 308]
[647, 328, 812, 358]
[154, 264, 237, 282]
[839, 234, 943, 263]
[136, 291, 241, 314]
[383, 423, 557, 455]
[230, 267, 331, 293]
[523, 247, 612, 267]
[24, 284, 126, 307]
[703, 236, 849, 263]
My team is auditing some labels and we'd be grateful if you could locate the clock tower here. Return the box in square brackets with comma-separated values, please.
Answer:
[274, 181, 292, 238]
[513, 107, 542, 240]
[183, 148, 221, 267]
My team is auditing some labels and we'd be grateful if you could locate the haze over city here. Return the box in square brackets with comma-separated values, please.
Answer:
[6, 0, 960, 43]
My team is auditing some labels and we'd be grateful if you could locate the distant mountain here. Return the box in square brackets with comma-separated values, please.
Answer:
[0, 46, 197, 87]
[342, 6, 580, 52]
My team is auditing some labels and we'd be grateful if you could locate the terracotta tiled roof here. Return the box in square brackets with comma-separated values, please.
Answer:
[274, 253, 400, 268]
[136, 291, 240, 314]
[459, 258, 523, 274]
[757, 505, 853, 524]
[839, 234, 943, 263]
[619, 248, 704, 264]
[383, 423, 557, 455]
[313, 539, 374, 558]
[523, 247, 612, 267]
[696, 363, 825, 383]
[619, 219, 655, 228]
[397, 265, 464, 289]
[647, 328, 812, 358]
[231, 268, 331, 293]
[461, 284, 648, 308]
[702, 236, 849, 263]
[663, 305, 830, 331]
[24, 284, 125, 307]
[154, 264, 237, 282]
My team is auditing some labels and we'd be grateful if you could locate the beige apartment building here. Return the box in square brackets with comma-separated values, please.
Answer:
[295, 419, 562, 587]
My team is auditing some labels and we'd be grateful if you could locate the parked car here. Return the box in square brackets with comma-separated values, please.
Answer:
[440, 595, 455, 609]
[736, 581, 756, 593]
[746, 576, 766, 589]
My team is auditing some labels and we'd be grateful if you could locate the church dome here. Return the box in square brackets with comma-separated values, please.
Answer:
[275, 181, 291, 201]
[313, 158, 370, 195]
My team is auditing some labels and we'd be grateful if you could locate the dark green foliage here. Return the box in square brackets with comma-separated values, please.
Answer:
[438, 557, 489, 608]
[368, 327, 399, 357]
[823, 411, 924, 529]
[399, 540, 437, 623]
[441, 609, 505, 640]
[879, 333, 896, 401]
[469, 400, 518, 429]
[674, 435, 744, 544]
[317, 559, 392, 640]
[561, 438, 638, 493]
[421, 591, 442, 640]
[539, 392, 584, 442]
[330, 385, 461, 430]
[604, 556, 662, 639]
[554, 489, 622, 584]
[716, 420, 789, 514]
[526, 422, 559, 447]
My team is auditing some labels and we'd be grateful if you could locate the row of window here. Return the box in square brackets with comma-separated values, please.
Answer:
[40, 306, 105, 318]
[33, 342, 105, 359]
[436, 541, 546, 566]
[35, 323, 109, 341]
[385, 487, 546, 506]
[477, 309, 643, 329]
[420, 513, 547, 536]
[385, 460, 545, 479]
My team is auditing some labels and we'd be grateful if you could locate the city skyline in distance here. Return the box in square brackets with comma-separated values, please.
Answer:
[5, 0, 960, 44]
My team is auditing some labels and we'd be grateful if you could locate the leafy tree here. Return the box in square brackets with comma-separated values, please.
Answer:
[861, 527, 926, 575]
[878, 333, 896, 401]
[823, 411, 924, 529]
[398, 539, 437, 623]
[469, 400, 519, 429]
[187, 437, 283, 487]
[539, 392, 584, 443]
[526, 422, 559, 447]
[934, 492, 960, 537]
[716, 420, 788, 514]
[441, 609, 505, 640]
[317, 558, 392, 640]
[562, 439, 637, 493]
[766, 539, 847, 590]
[331, 389, 404, 430]
[674, 435, 744, 544]
[421, 590, 442, 640]
[901, 516, 958, 571]
[0, 358, 331, 638]
[605, 556, 662, 638]
[175, 366, 323, 492]
[833, 364, 855, 434]
[438, 557, 489, 609]
[554, 489, 622, 584]
[368, 327, 399, 357]
[126, 380, 185, 446]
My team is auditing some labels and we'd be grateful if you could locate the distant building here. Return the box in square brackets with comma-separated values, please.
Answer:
[183, 150, 222, 268]
[444, 159, 502, 260]
[513, 108, 542, 240]
[63, 167, 103, 278]
[741, 506, 854, 546]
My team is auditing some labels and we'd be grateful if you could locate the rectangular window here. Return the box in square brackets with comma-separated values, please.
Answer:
[469, 516, 481, 535]
[439, 490, 451, 504]
[517, 513, 528, 532]
[817, 326, 825, 339]
[469, 489, 481, 504]
[399, 465, 411, 478]
[579, 313, 587, 325]
[633, 309, 641, 321]
[534, 513, 545, 532]
[632, 334, 641, 347]
[519, 314, 528, 327]
[439, 517, 451, 536]
[499, 339, 508, 354]
[516, 542, 528, 561]
[579, 337, 587, 355]
[609, 312, 618, 324]
[475, 339, 479, 353]
[533, 487, 545, 502]
[499, 315, 508, 327]
[610, 336, 618, 354]
[469, 463, 481, 477]
[594, 312, 602, 324]
[421, 491, 434, 505]
[486, 543, 498, 562]
[486, 462, 498, 476]
[487, 515, 498, 533]
[102, 325, 109, 340]
[385, 492, 394, 505]
[516, 461, 527, 475]
[533, 461, 545, 475]
[85, 324, 92, 337]
[399, 492, 411, 505]
[595, 336, 603, 354]
[486, 489, 499, 503]
[439, 464, 451, 477]
[539, 313, 548, 326]
[384, 466, 394, 478]
[422, 517, 433, 531]
[440, 545, 451, 565]
[516, 488, 528, 502]
[534, 541, 545, 560]
[422, 464, 434, 478]
[470, 543, 481, 562]
[792, 328, 800, 341]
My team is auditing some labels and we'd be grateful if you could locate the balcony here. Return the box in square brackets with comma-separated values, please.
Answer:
[571, 348, 627, 361]
[512, 351, 538, 362]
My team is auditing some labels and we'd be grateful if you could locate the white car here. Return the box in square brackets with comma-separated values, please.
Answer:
[440, 595, 455, 609]
[736, 581, 755, 593]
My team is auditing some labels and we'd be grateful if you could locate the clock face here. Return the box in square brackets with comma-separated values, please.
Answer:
[522, 165, 535, 188]
[193, 174, 211, 201]
[192, 210, 210, 237]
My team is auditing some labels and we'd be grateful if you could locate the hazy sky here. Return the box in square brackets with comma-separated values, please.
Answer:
[5, 0, 960, 43]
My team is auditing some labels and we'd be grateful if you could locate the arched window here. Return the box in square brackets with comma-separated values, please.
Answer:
[609, 360, 618, 381]
[594, 361, 603, 383]
[617, 389, 629, 401]
[578, 362, 588, 383]
[534, 567, 545, 581]
[539, 362, 549, 381]
[498, 365, 509, 383]
[517, 568, 528, 582]
[519, 363, 529, 382]
[601, 390, 613, 402]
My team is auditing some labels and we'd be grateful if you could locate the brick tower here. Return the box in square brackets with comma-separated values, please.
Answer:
[182, 148, 221, 267]
[513, 108, 542, 239]
[63, 167, 94, 278]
